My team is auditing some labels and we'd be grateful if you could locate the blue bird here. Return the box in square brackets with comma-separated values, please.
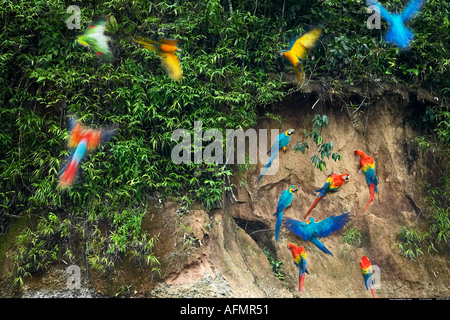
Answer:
[368, 0, 425, 49]
[283, 212, 351, 255]
[274, 185, 299, 242]
[256, 129, 295, 183]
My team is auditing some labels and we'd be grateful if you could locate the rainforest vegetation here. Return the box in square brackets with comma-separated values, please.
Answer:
[0, 0, 448, 288]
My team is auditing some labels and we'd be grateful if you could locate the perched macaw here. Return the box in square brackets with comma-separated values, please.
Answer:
[360, 256, 376, 298]
[134, 37, 183, 81]
[256, 129, 295, 184]
[280, 28, 322, 84]
[59, 118, 116, 187]
[355, 150, 379, 211]
[304, 173, 349, 220]
[287, 242, 309, 294]
[274, 185, 299, 242]
[367, 0, 424, 49]
[284, 212, 351, 256]
[77, 19, 113, 62]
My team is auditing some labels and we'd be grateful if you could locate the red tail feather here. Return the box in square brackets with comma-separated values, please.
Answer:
[365, 183, 376, 211]
[59, 161, 78, 187]
[371, 288, 375, 298]
[304, 196, 322, 219]
[299, 274, 305, 295]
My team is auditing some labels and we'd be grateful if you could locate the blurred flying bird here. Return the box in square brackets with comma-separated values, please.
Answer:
[280, 28, 322, 84]
[77, 19, 113, 62]
[135, 37, 183, 81]
[367, 0, 425, 48]
[59, 117, 116, 187]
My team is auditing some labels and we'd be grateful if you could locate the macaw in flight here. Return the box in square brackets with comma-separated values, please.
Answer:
[360, 255, 376, 298]
[367, 0, 425, 49]
[287, 242, 309, 295]
[304, 173, 349, 220]
[274, 185, 299, 242]
[77, 19, 113, 62]
[256, 129, 295, 184]
[355, 150, 379, 211]
[284, 212, 351, 256]
[280, 28, 322, 84]
[134, 37, 183, 81]
[59, 117, 116, 187]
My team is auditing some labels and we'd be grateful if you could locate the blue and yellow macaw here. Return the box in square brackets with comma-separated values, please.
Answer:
[367, 0, 425, 49]
[256, 129, 295, 184]
[284, 212, 351, 255]
[281, 28, 322, 84]
[288, 242, 309, 295]
[135, 37, 183, 81]
[274, 185, 298, 242]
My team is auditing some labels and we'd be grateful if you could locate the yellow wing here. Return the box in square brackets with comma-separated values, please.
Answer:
[159, 52, 183, 81]
[134, 36, 159, 52]
[290, 28, 322, 60]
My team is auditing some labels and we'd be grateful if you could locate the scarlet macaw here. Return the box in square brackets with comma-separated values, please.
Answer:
[355, 150, 379, 210]
[304, 173, 349, 220]
[77, 19, 113, 62]
[280, 28, 322, 84]
[367, 0, 424, 49]
[360, 255, 376, 298]
[256, 129, 295, 184]
[134, 37, 183, 81]
[284, 212, 351, 256]
[287, 242, 309, 294]
[274, 185, 299, 242]
[59, 118, 116, 187]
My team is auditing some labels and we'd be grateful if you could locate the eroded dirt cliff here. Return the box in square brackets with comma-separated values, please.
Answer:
[6, 80, 450, 298]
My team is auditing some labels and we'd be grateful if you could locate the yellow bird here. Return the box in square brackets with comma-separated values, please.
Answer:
[135, 37, 183, 81]
[280, 28, 322, 84]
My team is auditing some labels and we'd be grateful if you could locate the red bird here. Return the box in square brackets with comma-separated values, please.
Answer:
[355, 150, 379, 210]
[304, 173, 349, 220]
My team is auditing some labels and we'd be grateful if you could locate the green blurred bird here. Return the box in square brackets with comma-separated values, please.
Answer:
[77, 19, 113, 62]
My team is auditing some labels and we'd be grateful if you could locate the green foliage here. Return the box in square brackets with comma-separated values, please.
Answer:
[343, 227, 363, 247]
[263, 247, 284, 281]
[398, 226, 427, 260]
[293, 115, 342, 171]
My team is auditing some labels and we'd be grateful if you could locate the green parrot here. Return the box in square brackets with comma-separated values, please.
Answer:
[77, 19, 113, 62]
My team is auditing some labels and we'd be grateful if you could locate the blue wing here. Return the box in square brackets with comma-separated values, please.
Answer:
[283, 217, 313, 241]
[401, 0, 424, 21]
[367, 0, 393, 23]
[314, 212, 351, 238]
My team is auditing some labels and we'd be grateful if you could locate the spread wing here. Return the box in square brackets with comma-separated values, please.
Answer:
[283, 218, 313, 241]
[401, 0, 424, 21]
[314, 212, 351, 238]
[134, 36, 159, 52]
[290, 28, 322, 60]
